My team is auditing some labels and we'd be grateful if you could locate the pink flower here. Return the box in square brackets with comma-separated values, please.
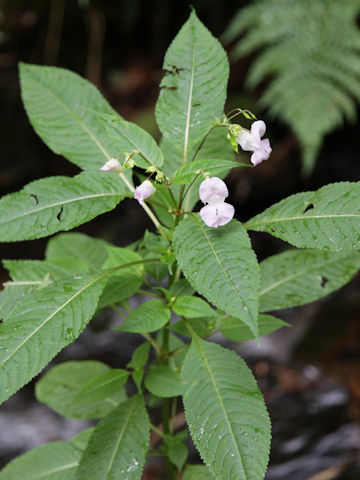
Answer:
[198, 177, 234, 228]
[200, 200, 235, 228]
[100, 158, 121, 172]
[134, 180, 156, 205]
[237, 120, 272, 166]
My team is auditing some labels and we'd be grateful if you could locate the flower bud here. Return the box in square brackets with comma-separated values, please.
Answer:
[134, 180, 156, 205]
[100, 158, 121, 172]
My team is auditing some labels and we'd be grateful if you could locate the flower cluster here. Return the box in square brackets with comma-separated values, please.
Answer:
[199, 177, 234, 228]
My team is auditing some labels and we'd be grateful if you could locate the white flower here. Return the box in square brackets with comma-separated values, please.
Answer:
[198, 177, 234, 228]
[199, 177, 229, 204]
[200, 200, 235, 228]
[236, 120, 272, 166]
[134, 180, 156, 205]
[100, 157, 121, 172]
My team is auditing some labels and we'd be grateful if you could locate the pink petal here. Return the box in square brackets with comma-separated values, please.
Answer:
[200, 202, 235, 228]
[236, 130, 254, 152]
[134, 180, 156, 205]
[251, 120, 266, 140]
[199, 177, 229, 204]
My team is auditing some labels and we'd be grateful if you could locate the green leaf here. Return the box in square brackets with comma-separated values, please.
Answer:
[36, 361, 126, 419]
[172, 158, 241, 184]
[183, 465, 214, 480]
[259, 249, 360, 312]
[76, 394, 150, 480]
[97, 245, 144, 310]
[246, 182, 360, 251]
[117, 300, 171, 333]
[72, 369, 129, 406]
[0, 260, 67, 322]
[0, 273, 107, 405]
[173, 296, 216, 318]
[70, 428, 94, 450]
[220, 314, 289, 341]
[100, 115, 164, 169]
[46, 232, 108, 271]
[170, 278, 195, 297]
[182, 339, 270, 480]
[155, 11, 229, 163]
[167, 442, 188, 471]
[0, 171, 130, 242]
[145, 365, 184, 398]
[173, 215, 260, 336]
[127, 342, 151, 369]
[19, 63, 122, 171]
[0, 441, 81, 480]
[170, 318, 208, 338]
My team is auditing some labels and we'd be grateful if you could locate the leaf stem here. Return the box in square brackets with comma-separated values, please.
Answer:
[141, 332, 161, 355]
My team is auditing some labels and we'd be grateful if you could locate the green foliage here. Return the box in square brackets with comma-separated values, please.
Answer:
[246, 182, 360, 251]
[72, 369, 129, 405]
[117, 299, 171, 333]
[223, 0, 360, 172]
[0, 273, 107, 405]
[172, 295, 216, 318]
[145, 365, 184, 397]
[182, 338, 271, 480]
[156, 11, 229, 164]
[172, 158, 241, 185]
[183, 465, 214, 479]
[260, 249, 360, 312]
[0, 441, 82, 480]
[36, 361, 126, 419]
[100, 115, 164, 169]
[19, 62, 122, 171]
[46, 232, 108, 271]
[173, 215, 260, 336]
[0, 171, 130, 242]
[76, 394, 149, 480]
[220, 314, 288, 341]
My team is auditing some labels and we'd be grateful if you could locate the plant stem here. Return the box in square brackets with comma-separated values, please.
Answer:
[161, 328, 175, 479]
[141, 332, 161, 355]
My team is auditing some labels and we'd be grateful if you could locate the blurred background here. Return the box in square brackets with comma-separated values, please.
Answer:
[1, 0, 360, 478]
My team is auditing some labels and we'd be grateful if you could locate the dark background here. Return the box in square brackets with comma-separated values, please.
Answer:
[1, 1, 360, 479]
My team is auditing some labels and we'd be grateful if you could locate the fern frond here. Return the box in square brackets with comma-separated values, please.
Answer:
[224, 0, 360, 173]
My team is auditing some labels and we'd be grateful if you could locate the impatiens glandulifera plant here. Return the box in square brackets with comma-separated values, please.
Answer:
[0, 10, 360, 480]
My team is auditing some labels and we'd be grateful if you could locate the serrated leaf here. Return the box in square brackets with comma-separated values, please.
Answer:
[117, 300, 171, 333]
[0, 441, 81, 480]
[100, 115, 164, 169]
[0, 171, 130, 242]
[220, 314, 289, 341]
[0, 273, 107, 405]
[172, 158, 241, 184]
[72, 369, 129, 405]
[173, 296, 216, 318]
[183, 465, 214, 480]
[182, 339, 270, 480]
[173, 215, 260, 336]
[259, 249, 360, 312]
[246, 182, 360, 251]
[76, 394, 149, 480]
[46, 232, 108, 271]
[145, 365, 184, 398]
[155, 11, 229, 164]
[1, 260, 68, 322]
[19, 62, 122, 171]
[36, 361, 126, 419]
